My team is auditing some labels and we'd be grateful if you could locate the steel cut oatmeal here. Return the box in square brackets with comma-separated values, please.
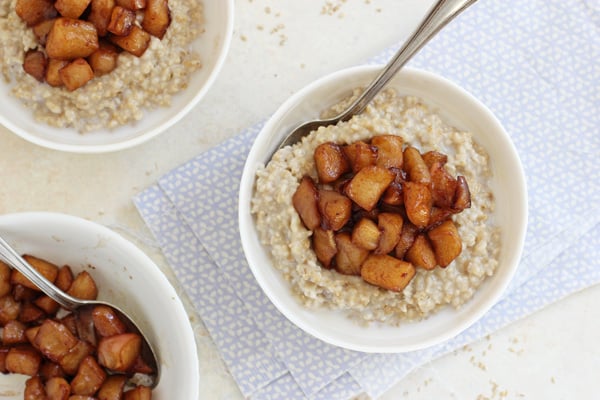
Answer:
[251, 89, 501, 325]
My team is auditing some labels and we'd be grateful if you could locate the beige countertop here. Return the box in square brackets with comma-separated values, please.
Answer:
[1, 0, 597, 398]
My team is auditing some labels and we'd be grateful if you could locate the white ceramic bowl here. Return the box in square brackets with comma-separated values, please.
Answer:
[0, 212, 198, 399]
[0, 0, 234, 153]
[239, 66, 527, 353]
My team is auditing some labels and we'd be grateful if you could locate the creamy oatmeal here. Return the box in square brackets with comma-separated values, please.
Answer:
[252, 89, 500, 325]
[0, 0, 203, 132]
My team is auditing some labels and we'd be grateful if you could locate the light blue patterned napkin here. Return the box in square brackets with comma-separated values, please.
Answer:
[134, 1, 599, 398]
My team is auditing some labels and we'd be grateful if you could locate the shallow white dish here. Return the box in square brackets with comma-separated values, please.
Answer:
[239, 66, 527, 353]
[0, 212, 199, 399]
[0, 0, 234, 153]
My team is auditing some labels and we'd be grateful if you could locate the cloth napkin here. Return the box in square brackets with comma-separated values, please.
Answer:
[133, 1, 600, 398]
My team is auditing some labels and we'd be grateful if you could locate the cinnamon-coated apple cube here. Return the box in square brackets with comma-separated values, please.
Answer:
[32, 18, 56, 45]
[403, 146, 431, 185]
[342, 141, 377, 173]
[45, 377, 70, 400]
[142, 0, 171, 39]
[405, 234, 437, 270]
[3, 320, 27, 345]
[15, 0, 57, 26]
[0, 295, 21, 325]
[88, 0, 116, 36]
[345, 165, 395, 211]
[92, 305, 128, 337]
[55, 0, 92, 18]
[361, 254, 415, 291]
[452, 176, 472, 212]
[334, 232, 369, 276]
[313, 142, 350, 184]
[59, 58, 94, 91]
[430, 162, 457, 209]
[97, 375, 127, 400]
[88, 42, 119, 75]
[107, 6, 135, 36]
[312, 228, 337, 268]
[45, 59, 68, 87]
[428, 219, 462, 267]
[394, 221, 418, 260]
[19, 302, 45, 324]
[422, 150, 448, 169]
[403, 181, 432, 228]
[372, 134, 403, 169]
[34, 320, 78, 362]
[5, 346, 42, 376]
[317, 189, 352, 231]
[109, 25, 151, 57]
[67, 270, 98, 300]
[71, 355, 107, 396]
[46, 18, 100, 60]
[375, 212, 404, 255]
[292, 176, 321, 230]
[22, 50, 47, 82]
[38, 361, 66, 381]
[55, 265, 74, 292]
[97, 333, 142, 372]
[24, 376, 46, 399]
[124, 386, 152, 400]
[34, 295, 60, 315]
[351, 218, 380, 251]
[59, 339, 94, 375]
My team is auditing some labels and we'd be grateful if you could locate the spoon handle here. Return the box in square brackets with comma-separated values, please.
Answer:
[338, 0, 478, 121]
[0, 235, 82, 310]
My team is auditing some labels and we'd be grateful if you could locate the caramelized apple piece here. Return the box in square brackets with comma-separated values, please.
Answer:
[3, 320, 27, 345]
[88, 42, 119, 75]
[0, 347, 8, 373]
[394, 222, 418, 260]
[381, 181, 403, 206]
[430, 162, 457, 209]
[55, 265, 75, 292]
[45, 59, 68, 87]
[0, 262, 11, 297]
[109, 25, 151, 57]
[0, 295, 21, 325]
[116, 0, 146, 10]
[342, 141, 377, 172]
[46, 18, 100, 60]
[97, 333, 142, 372]
[71, 355, 107, 396]
[351, 218, 380, 251]
[403, 181, 432, 228]
[5, 346, 42, 376]
[32, 18, 56, 45]
[361, 254, 415, 291]
[453, 176, 472, 211]
[372, 135, 403, 169]
[312, 228, 337, 268]
[375, 213, 404, 255]
[67, 271, 98, 300]
[313, 142, 350, 183]
[403, 146, 431, 185]
[426, 207, 453, 230]
[55, 0, 92, 19]
[142, 0, 171, 39]
[46, 376, 71, 400]
[34, 320, 78, 362]
[59, 339, 94, 375]
[428, 220, 462, 267]
[405, 234, 437, 270]
[107, 6, 135, 36]
[59, 58, 95, 91]
[292, 176, 321, 230]
[124, 386, 152, 400]
[345, 165, 395, 211]
[13, 284, 38, 301]
[19, 303, 45, 324]
[317, 189, 352, 231]
[422, 150, 447, 169]
[34, 295, 61, 315]
[98, 375, 127, 400]
[23, 50, 48, 82]
[334, 233, 369, 276]
[88, 0, 116, 37]
[15, 0, 57, 26]
[92, 305, 128, 337]
[39, 361, 65, 381]
[24, 376, 47, 400]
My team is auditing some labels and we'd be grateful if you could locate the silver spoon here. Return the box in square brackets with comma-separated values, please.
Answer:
[0, 234, 160, 388]
[272, 0, 478, 157]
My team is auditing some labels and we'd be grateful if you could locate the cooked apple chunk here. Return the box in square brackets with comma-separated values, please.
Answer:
[453, 176, 472, 212]
[375, 212, 403, 255]
[428, 220, 462, 267]
[314, 142, 349, 184]
[97, 333, 142, 372]
[372, 135, 403, 169]
[87, 42, 119, 75]
[361, 254, 415, 291]
[55, 0, 92, 19]
[109, 25, 151, 57]
[59, 58, 95, 91]
[403, 146, 431, 185]
[292, 176, 321, 230]
[351, 218, 380, 251]
[107, 6, 136, 36]
[403, 181, 432, 228]
[405, 234, 436, 270]
[15, 0, 57, 26]
[334, 233, 369, 276]
[345, 165, 395, 211]
[5, 346, 42, 376]
[317, 189, 352, 231]
[11, 255, 58, 290]
[88, 0, 117, 37]
[342, 141, 377, 173]
[23, 50, 47, 82]
[312, 228, 337, 268]
[32, 18, 56, 45]
[71, 356, 107, 396]
[46, 18, 100, 60]
[430, 162, 457, 209]
[142, 0, 171, 39]
[116, 0, 146, 10]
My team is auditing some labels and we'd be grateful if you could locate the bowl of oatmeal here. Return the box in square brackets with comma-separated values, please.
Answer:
[0, 0, 234, 153]
[239, 66, 527, 352]
[0, 211, 199, 398]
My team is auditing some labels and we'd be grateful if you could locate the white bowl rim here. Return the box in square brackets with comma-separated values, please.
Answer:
[0, 211, 200, 396]
[0, 0, 235, 154]
[239, 65, 528, 353]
